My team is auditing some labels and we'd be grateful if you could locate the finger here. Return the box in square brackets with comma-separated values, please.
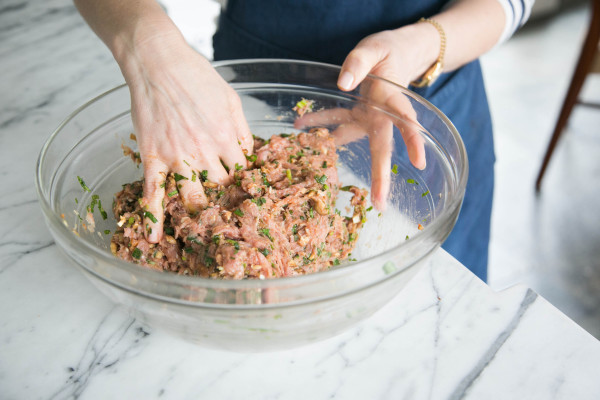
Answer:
[218, 143, 248, 177]
[174, 165, 209, 214]
[383, 90, 426, 170]
[338, 37, 387, 91]
[396, 121, 426, 170]
[293, 108, 353, 130]
[329, 122, 368, 146]
[142, 160, 168, 243]
[230, 91, 254, 156]
[368, 119, 394, 211]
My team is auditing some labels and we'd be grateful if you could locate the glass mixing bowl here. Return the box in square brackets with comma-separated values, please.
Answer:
[36, 60, 467, 351]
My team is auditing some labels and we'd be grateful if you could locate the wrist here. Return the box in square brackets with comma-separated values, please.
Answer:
[401, 20, 443, 83]
[111, 16, 193, 83]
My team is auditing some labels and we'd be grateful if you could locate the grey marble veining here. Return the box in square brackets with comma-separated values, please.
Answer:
[1, 1, 599, 399]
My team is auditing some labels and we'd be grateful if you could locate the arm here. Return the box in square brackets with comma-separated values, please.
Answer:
[337, 0, 523, 208]
[74, 0, 252, 243]
[338, 0, 508, 91]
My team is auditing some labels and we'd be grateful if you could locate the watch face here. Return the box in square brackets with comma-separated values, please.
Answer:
[410, 61, 443, 88]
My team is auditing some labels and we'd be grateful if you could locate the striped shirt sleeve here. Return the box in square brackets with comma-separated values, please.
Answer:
[495, 0, 535, 44]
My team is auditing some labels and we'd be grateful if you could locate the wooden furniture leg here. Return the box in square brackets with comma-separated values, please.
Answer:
[535, 0, 600, 192]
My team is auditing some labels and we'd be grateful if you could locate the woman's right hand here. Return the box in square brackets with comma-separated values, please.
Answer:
[120, 33, 253, 243]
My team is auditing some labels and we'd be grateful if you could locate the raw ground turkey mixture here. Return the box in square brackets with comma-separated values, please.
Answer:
[111, 128, 368, 279]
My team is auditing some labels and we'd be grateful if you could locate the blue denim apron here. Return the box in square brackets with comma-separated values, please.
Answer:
[213, 0, 494, 282]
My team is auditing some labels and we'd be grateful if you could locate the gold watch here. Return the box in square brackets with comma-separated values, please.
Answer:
[411, 18, 446, 88]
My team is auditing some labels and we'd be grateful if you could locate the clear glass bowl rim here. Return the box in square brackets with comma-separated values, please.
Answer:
[35, 59, 468, 296]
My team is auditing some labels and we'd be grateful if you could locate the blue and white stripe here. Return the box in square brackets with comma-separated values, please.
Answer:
[496, 0, 535, 44]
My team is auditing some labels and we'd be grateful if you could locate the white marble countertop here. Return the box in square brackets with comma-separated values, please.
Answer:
[1, 1, 599, 399]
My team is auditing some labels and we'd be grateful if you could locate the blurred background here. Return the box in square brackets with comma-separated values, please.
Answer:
[164, 0, 600, 338]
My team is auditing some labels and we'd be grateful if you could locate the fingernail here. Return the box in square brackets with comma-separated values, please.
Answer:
[338, 71, 354, 91]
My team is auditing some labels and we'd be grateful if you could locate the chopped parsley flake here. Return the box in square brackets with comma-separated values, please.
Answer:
[233, 208, 244, 217]
[391, 164, 399, 174]
[260, 228, 273, 241]
[174, 173, 188, 182]
[422, 190, 430, 197]
[131, 247, 142, 259]
[77, 176, 91, 192]
[406, 178, 418, 185]
[200, 170, 209, 182]
[144, 211, 158, 223]
[315, 174, 327, 184]
[259, 248, 270, 257]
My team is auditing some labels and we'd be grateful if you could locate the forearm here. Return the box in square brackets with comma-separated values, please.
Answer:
[73, 0, 198, 79]
[434, 0, 506, 71]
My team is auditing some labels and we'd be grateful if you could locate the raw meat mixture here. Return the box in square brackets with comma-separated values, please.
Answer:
[111, 128, 368, 279]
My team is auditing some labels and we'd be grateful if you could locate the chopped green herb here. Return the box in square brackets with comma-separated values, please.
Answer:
[167, 190, 178, 197]
[159, 181, 166, 188]
[127, 216, 135, 226]
[75, 198, 78, 204]
[406, 178, 418, 185]
[183, 159, 190, 166]
[251, 197, 266, 207]
[391, 164, 399, 174]
[366, 206, 373, 212]
[212, 235, 220, 245]
[235, 163, 243, 171]
[77, 176, 91, 192]
[383, 261, 397, 275]
[260, 228, 273, 241]
[259, 248, 270, 257]
[191, 171, 197, 182]
[422, 190, 430, 197]
[233, 208, 244, 217]
[245, 154, 257, 163]
[97, 200, 108, 220]
[315, 174, 327, 184]
[103, 229, 111, 235]
[261, 172, 271, 187]
[292, 224, 298, 235]
[405, 235, 410, 240]
[280, 133, 291, 138]
[340, 185, 352, 192]
[131, 247, 142, 259]
[184, 247, 194, 254]
[226, 239, 240, 250]
[174, 173, 188, 182]
[144, 211, 158, 223]
[322, 161, 328, 168]
[188, 236, 203, 245]
[333, 258, 341, 266]
[200, 170, 209, 182]
[286, 169, 293, 183]
[204, 256, 215, 267]
[165, 227, 175, 236]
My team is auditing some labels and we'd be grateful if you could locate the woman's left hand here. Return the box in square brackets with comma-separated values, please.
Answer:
[333, 23, 440, 208]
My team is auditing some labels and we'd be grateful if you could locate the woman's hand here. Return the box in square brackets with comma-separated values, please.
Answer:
[122, 35, 253, 243]
[333, 24, 439, 208]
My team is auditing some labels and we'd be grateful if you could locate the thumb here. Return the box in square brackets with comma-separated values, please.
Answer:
[338, 37, 388, 91]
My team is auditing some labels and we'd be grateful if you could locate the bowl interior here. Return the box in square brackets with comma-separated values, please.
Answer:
[37, 60, 467, 306]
